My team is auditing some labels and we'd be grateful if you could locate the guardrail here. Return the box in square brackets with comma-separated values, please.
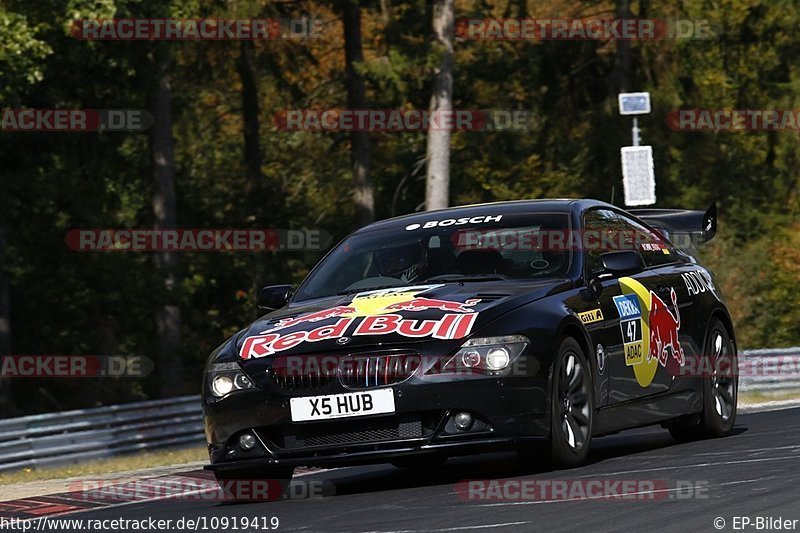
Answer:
[739, 347, 800, 392]
[0, 396, 202, 473]
[0, 348, 798, 473]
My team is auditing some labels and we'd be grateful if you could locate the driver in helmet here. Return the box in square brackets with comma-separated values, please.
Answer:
[375, 241, 428, 283]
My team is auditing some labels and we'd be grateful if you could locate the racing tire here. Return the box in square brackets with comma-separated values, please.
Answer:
[547, 337, 594, 468]
[214, 466, 295, 502]
[668, 320, 737, 442]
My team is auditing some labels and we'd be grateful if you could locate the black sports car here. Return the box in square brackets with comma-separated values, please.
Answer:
[203, 199, 737, 496]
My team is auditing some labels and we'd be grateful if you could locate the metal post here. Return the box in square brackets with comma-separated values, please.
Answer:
[632, 117, 640, 146]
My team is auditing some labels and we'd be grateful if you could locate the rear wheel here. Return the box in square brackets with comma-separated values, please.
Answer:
[214, 466, 294, 502]
[547, 337, 593, 468]
[668, 320, 737, 442]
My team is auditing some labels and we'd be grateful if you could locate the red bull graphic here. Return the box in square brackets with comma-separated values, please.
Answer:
[384, 297, 480, 313]
[273, 305, 357, 329]
[648, 288, 685, 366]
[238, 286, 482, 360]
[615, 278, 684, 387]
[267, 285, 465, 332]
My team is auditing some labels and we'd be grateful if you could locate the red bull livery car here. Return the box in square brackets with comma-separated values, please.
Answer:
[203, 199, 737, 494]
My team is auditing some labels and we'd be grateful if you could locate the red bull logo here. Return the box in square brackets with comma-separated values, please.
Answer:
[238, 286, 483, 360]
[264, 285, 480, 332]
[385, 297, 480, 313]
[273, 305, 356, 329]
[617, 277, 685, 388]
[240, 314, 478, 359]
[648, 288, 685, 366]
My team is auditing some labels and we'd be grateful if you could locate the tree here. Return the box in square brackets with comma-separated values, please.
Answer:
[340, 0, 374, 226]
[239, 40, 263, 193]
[0, 3, 52, 414]
[149, 47, 185, 396]
[424, 0, 454, 211]
[609, 0, 633, 94]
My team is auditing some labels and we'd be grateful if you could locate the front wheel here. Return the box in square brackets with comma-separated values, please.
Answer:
[668, 320, 737, 442]
[547, 337, 594, 468]
[214, 466, 295, 502]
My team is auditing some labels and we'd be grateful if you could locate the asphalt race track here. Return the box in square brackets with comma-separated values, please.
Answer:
[19, 407, 800, 533]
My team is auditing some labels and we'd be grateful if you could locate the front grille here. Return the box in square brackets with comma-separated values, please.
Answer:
[271, 371, 338, 391]
[269, 352, 420, 392]
[271, 358, 338, 391]
[268, 417, 423, 450]
[270, 355, 338, 392]
[339, 352, 420, 389]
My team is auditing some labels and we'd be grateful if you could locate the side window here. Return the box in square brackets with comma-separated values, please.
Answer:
[582, 208, 622, 275]
[614, 212, 678, 268]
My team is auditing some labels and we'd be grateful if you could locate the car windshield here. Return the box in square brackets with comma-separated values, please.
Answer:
[294, 212, 571, 301]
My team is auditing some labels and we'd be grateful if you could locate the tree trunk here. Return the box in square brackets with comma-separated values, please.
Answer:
[610, 0, 632, 94]
[149, 51, 184, 397]
[341, 0, 374, 226]
[0, 228, 11, 413]
[425, 0, 454, 211]
[239, 40, 263, 193]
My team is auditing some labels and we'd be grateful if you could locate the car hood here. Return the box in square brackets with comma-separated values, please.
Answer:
[230, 279, 570, 369]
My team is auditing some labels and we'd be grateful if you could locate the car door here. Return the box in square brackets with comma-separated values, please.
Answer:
[580, 208, 669, 405]
[617, 212, 706, 376]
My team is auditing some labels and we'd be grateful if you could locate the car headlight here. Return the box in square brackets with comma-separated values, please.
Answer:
[441, 335, 528, 375]
[207, 362, 255, 398]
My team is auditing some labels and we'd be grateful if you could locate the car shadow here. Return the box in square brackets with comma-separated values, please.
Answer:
[313, 426, 732, 498]
[218, 423, 750, 504]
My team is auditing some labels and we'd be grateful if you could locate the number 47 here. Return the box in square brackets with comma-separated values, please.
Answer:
[627, 320, 637, 342]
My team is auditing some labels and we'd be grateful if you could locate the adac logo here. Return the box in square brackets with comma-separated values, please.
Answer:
[238, 286, 482, 360]
[615, 277, 685, 387]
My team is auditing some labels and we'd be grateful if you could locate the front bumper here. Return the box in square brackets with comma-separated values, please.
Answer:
[204, 436, 545, 472]
[203, 375, 550, 470]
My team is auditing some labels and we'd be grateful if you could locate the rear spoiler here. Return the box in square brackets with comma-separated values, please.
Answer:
[628, 203, 717, 247]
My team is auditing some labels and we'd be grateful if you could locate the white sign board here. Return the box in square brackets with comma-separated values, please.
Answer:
[618, 92, 651, 115]
[621, 146, 656, 206]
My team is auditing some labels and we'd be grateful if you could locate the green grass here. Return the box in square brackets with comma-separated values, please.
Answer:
[739, 389, 800, 405]
[0, 446, 207, 486]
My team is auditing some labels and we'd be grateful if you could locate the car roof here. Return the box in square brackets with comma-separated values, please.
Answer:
[353, 198, 616, 234]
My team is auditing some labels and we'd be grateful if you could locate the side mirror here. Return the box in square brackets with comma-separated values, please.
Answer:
[702, 202, 717, 243]
[257, 284, 293, 311]
[600, 251, 643, 276]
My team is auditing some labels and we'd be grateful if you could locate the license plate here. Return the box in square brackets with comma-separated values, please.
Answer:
[290, 388, 395, 422]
